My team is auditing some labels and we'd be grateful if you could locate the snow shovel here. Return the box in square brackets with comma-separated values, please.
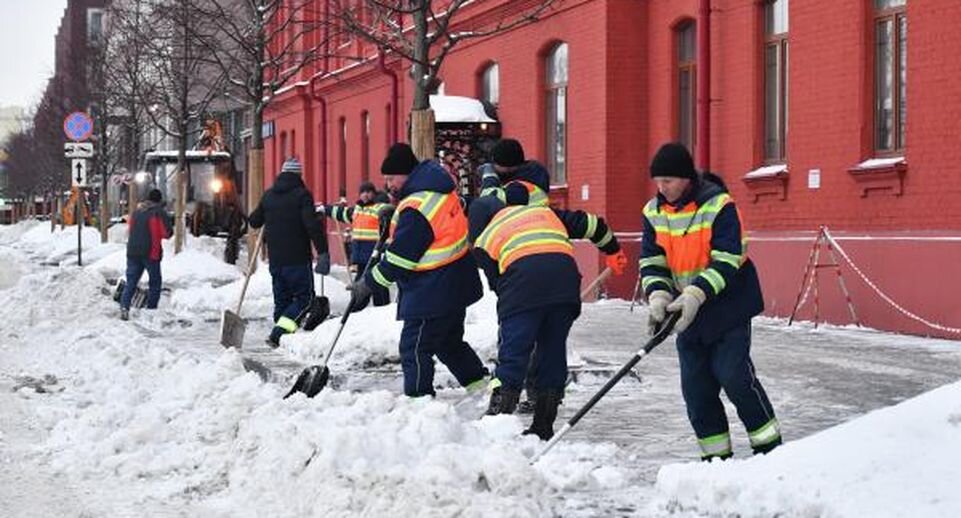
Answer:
[284, 206, 395, 399]
[530, 311, 681, 463]
[220, 229, 264, 349]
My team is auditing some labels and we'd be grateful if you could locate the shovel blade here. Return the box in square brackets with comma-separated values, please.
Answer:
[220, 309, 246, 349]
[283, 365, 330, 399]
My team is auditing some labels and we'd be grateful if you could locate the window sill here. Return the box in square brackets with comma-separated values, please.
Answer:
[847, 157, 906, 197]
[741, 164, 788, 202]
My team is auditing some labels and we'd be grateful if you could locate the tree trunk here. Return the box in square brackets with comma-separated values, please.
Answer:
[247, 147, 264, 268]
[175, 163, 186, 253]
[410, 109, 436, 161]
[100, 176, 109, 243]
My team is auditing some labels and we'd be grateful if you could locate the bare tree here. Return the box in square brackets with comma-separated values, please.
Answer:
[333, 0, 560, 159]
[192, 0, 343, 223]
[138, 0, 226, 252]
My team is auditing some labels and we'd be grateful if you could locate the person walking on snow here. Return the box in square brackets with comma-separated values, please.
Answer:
[248, 158, 329, 348]
[640, 142, 781, 460]
[120, 188, 173, 320]
[317, 181, 391, 310]
[468, 195, 628, 440]
[350, 143, 488, 397]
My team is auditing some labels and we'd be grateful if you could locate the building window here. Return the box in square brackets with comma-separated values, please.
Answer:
[361, 111, 370, 181]
[385, 103, 393, 146]
[676, 22, 697, 155]
[545, 43, 568, 185]
[875, 0, 907, 153]
[481, 63, 500, 106]
[280, 131, 288, 162]
[291, 129, 297, 157]
[87, 8, 105, 43]
[764, 0, 789, 162]
[338, 117, 347, 196]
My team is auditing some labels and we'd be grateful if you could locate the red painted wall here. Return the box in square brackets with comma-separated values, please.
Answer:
[264, 0, 961, 339]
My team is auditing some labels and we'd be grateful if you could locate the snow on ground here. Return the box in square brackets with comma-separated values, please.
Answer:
[2, 219, 960, 517]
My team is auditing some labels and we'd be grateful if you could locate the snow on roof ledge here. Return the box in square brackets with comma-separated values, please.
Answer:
[145, 150, 232, 159]
[744, 163, 788, 179]
[852, 156, 905, 170]
[429, 95, 496, 123]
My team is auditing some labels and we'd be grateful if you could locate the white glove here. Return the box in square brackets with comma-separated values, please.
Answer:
[666, 285, 707, 333]
[647, 290, 674, 335]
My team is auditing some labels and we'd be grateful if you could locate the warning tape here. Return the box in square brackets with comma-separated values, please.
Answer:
[822, 228, 961, 335]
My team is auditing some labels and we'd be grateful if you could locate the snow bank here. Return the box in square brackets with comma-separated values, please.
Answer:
[651, 380, 961, 517]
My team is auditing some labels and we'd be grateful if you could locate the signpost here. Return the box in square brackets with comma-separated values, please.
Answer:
[64, 112, 95, 267]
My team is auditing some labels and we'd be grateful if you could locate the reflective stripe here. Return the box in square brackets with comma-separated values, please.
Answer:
[498, 229, 572, 273]
[595, 228, 614, 248]
[351, 203, 389, 241]
[698, 432, 732, 457]
[465, 376, 488, 393]
[276, 316, 298, 333]
[476, 206, 574, 273]
[642, 275, 674, 291]
[710, 250, 743, 268]
[481, 186, 507, 203]
[639, 255, 669, 269]
[489, 377, 503, 390]
[748, 418, 781, 447]
[371, 265, 392, 288]
[385, 250, 419, 270]
[419, 235, 468, 266]
[390, 191, 470, 271]
[585, 214, 598, 239]
[699, 267, 727, 294]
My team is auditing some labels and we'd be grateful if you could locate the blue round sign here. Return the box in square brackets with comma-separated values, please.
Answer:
[63, 111, 94, 141]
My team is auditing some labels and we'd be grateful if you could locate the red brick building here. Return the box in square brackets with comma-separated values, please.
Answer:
[265, 0, 961, 338]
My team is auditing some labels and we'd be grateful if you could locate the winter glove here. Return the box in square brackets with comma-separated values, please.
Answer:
[666, 285, 707, 334]
[315, 203, 327, 215]
[605, 250, 628, 276]
[348, 280, 372, 312]
[479, 162, 497, 181]
[647, 290, 674, 335]
[314, 252, 331, 275]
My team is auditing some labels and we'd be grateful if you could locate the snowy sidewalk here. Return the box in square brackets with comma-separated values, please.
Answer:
[2, 220, 961, 517]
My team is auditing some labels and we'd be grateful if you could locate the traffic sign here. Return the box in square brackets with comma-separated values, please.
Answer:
[65, 142, 95, 158]
[71, 159, 88, 187]
[63, 112, 94, 142]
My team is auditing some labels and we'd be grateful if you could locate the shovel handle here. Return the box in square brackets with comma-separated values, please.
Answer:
[236, 230, 264, 314]
[580, 267, 613, 300]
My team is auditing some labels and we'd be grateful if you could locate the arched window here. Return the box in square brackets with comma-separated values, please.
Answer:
[676, 22, 696, 155]
[545, 43, 568, 185]
[280, 131, 288, 164]
[481, 63, 500, 106]
[764, 0, 789, 162]
[361, 111, 371, 181]
[874, 0, 907, 153]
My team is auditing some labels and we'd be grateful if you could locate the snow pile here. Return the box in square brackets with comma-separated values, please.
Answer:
[651, 380, 961, 517]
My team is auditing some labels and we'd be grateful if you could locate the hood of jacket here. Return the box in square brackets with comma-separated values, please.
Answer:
[504, 160, 550, 193]
[398, 160, 456, 199]
[272, 171, 306, 194]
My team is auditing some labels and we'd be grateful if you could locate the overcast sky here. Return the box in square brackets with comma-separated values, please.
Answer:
[0, 0, 69, 109]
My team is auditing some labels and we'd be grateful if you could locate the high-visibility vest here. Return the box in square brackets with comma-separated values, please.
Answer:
[350, 203, 389, 241]
[475, 205, 573, 274]
[481, 179, 549, 206]
[641, 192, 748, 293]
[387, 191, 468, 271]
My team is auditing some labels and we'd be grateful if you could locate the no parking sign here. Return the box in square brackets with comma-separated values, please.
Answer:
[63, 112, 94, 142]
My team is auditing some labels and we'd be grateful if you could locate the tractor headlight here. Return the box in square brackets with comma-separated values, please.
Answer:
[135, 172, 150, 184]
[210, 178, 224, 193]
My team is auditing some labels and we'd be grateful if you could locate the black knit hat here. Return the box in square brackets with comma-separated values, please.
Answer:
[491, 138, 525, 168]
[650, 142, 696, 180]
[147, 188, 163, 203]
[381, 143, 419, 175]
[359, 181, 376, 194]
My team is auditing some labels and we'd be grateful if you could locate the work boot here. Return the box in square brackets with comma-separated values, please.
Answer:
[517, 387, 537, 415]
[485, 386, 521, 416]
[522, 389, 563, 441]
[265, 327, 283, 349]
[752, 436, 782, 456]
[120, 308, 129, 321]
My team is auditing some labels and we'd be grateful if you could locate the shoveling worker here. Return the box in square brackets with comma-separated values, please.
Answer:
[468, 195, 628, 440]
[248, 157, 329, 348]
[640, 142, 781, 460]
[119, 188, 173, 321]
[317, 181, 392, 310]
[479, 138, 550, 207]
[348, 143, 489, 397]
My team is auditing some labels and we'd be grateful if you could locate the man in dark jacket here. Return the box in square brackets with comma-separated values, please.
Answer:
[468, 196, 626, 440]
[479, 138, 551, 206]
[120, 188, 173, 320]
[249, 158, 329, 348]
[317, 181, 392, 309]
[640, 142, 781, 460]
[351, 143, 488, 397]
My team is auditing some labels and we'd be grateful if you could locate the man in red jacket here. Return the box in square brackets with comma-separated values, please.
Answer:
[120, 189, 173, 320]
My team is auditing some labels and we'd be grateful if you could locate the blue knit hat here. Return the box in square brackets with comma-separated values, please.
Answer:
[281, 158, 303, 175]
